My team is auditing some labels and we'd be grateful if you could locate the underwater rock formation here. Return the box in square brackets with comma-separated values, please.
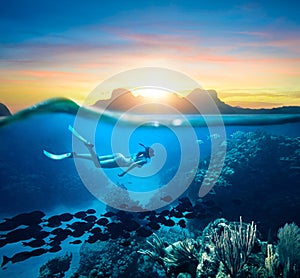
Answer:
[39, 252, 72, 278]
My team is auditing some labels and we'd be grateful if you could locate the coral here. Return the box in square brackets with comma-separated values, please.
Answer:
[277, 223, 300, 277]
[264, 244, 278, 277]
[39, 252, 72, 278]
[213, 217, 257, 278]
[138, 234, 200, 277]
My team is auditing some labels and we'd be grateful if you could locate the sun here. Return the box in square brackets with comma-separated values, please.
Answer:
[133, 87, 171, 100]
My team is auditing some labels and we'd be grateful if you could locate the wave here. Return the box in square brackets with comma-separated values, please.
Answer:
[1, 97, 300, 128]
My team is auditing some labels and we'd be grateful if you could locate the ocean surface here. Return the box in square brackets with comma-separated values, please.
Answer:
[0, 107, 299, 278]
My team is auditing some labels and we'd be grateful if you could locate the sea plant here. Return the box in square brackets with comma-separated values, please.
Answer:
[213, 217, 257, 278]
[277, 222, 300, 277]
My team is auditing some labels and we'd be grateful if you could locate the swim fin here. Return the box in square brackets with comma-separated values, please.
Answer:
[43, 150, 73, 160]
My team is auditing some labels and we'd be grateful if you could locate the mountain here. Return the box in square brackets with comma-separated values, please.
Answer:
[0, 103, 12, 116]
[92, 88, 300, 114]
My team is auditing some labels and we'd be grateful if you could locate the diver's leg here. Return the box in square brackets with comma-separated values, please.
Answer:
[84, 146, 101, 168]
[68, 125, 100, 168]
[98, 154, 116, 161]
[72, 153, 94, 161]
[98, 159, 119, 168]
[68, 125, 94, 147]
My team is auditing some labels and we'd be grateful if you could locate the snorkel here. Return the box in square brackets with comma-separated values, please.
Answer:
[138, 143, 154, 158]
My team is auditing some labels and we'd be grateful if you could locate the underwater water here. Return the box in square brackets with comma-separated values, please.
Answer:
[0, 109, 299, 278]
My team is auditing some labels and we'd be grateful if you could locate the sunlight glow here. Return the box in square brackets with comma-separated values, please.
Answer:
[133, 88, 171, 100]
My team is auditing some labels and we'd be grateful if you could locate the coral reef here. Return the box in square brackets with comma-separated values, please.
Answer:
[137, 219, 300, 278]
[35, 218, 300, 278]
[72, 237, 165, 278]
[194, 131, 300, 193]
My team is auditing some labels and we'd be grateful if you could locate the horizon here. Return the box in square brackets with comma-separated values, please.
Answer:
[1, 1, 300, 112]
[2, 88, 300, 115]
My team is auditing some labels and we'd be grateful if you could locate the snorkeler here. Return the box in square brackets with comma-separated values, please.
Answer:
[43, 125, 154, 177]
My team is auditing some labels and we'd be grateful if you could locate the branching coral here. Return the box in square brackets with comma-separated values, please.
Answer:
[138, 234, 200, 277]
[213, 217, 257, 278]
[277, 223, 300, 277]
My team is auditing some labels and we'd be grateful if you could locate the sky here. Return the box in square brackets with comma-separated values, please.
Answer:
[1, 0, 300, 112]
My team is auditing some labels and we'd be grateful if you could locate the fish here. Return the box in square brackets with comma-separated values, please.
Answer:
[123, 219, 140, 232]
[147, 221, 160, 231]
[67, 221, 93, 232]
[22, 239, 46, 248]
[159, 210, 170, 217]
[3, 225, 42, 245]
[90, 227, 102, 234]
[96, 218, 109, 226]
[103, 211, 115, 218]
[98, 233, 109, 241]
[137, 211, 153, 220]
[74, 211, 87, 219]
[107, 222, 125, 239]
[48, 245, 62, 253]
[136, 227, 153, 238]
[50, 229, 72, 242]
[175, 199, 194, 214]
[69, 240, 82, 245]
[184, 212, 196, 219]
[197, 139, 204, 145]
[84, 215, 97, 223]
[86, 209, 96, 214]
[178, 219, 186, 228]
[68, 221, 93, 238]
[164, 219, 176, 227]
[0, 211, 45, 231]
[1, 248, 47, 267]
[160, 195, 173, 202]
[86, 235, 99, 244]
[207, 133, 220, 140]
[50, 228, 64, 235]
[169, 209, 184, 218]
[116, 211, 133, 221]
[157, 215, 167, 225]
[46, 215, 62, 228]
[71, 229, 85, 238]
[58, 213, 73, 222]
[35, 230, 50, 239]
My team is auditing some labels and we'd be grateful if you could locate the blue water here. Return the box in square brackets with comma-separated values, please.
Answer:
[0, 111, 299, 277]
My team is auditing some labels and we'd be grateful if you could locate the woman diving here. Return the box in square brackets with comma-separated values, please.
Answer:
[43, 125, 154, 177]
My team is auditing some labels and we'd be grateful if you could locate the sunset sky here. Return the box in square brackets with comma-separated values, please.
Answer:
[1, 0, 300, 112]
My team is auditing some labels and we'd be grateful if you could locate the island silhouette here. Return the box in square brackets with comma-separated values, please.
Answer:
[1, 89, 300, 123]
[91, 88, 300, 114]
[0, 103, 11, 117]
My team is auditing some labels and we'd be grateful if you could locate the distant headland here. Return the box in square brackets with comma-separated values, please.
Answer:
[0, 103, 12, 117]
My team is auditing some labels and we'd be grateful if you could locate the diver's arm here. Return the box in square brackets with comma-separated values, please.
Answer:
[118, 161, 142, 177]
